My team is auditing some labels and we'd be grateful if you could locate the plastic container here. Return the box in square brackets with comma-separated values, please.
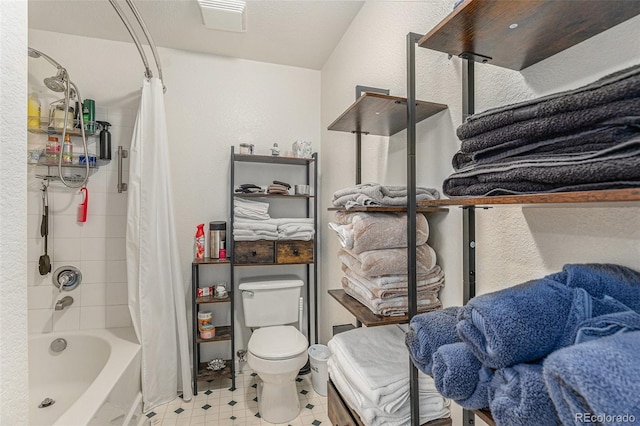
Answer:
[195, 224, 205, 259]
[308, 344, 331, 396]
[62, 134, 73, 164]
[28, 92, 41, 130]
[46, 135, 60, 162]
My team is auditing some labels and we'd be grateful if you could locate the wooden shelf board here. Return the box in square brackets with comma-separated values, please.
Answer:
[418, 188, 640, 207]
[193, 257, 230, 265]
[196, 325, 232, 344]
[196, 360, 233, 382]
[234, 193, 314, 199]
[328, 92, 447, 136]
[328, 206, 449, 213]
[328, 289, 409, 327]
[234, 153, 315, 165]
[196, 292, 231, 304]
[418, 0, 640, 71]
[474, 409, 495, 426]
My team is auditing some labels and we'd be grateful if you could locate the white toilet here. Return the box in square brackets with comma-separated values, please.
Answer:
[239, 276, 308, 424]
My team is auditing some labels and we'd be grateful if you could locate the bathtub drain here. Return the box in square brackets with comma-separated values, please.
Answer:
[39, 398, 55, 408]
[50, 338, 67, 352]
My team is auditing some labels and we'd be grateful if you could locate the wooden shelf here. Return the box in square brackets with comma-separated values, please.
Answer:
[474, 409, 495, 426]
[418, 0, 640, 71]
[196, 325, 232, 344]
[195, 360, 233, 382]
[328, 289, 409, 327]
[328, 205, 448, 213]
[193, 257, 230, 265]
[196, 292, 231, 304]
[235, 193, 314, 199]
[234, 153, 315, 165]
[418, 188, 640, 207]
[328, 92, 447, 136]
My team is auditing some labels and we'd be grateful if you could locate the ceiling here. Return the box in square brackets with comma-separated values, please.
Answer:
[28, 0, 365, 70]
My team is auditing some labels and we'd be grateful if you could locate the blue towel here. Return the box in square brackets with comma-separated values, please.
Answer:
[543, 331, 640, 426]
[573, 310, 640, 344]
[489, 363, 560, 426]
[406, 306, 461, 375]
[550, 263, 640, 313]
[431, 342, 491, 409]
[457, 279, 627, 369]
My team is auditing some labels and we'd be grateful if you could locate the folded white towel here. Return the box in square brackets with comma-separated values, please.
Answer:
[233, 235, 279, 241]
[233, 221, 278, 232]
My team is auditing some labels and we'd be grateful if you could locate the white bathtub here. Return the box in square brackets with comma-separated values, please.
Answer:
[29, 328, 142, 426]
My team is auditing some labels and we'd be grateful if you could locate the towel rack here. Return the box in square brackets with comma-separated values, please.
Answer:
[108, 0, 165, 92]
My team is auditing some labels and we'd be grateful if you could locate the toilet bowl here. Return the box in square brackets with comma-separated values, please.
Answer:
[247, 325, 308, 424]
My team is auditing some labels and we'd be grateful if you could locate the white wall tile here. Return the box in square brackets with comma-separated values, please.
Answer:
[27, 261, 51, 287]
[27, 237, 43, 262]
[50, 189, 78, 216]
[28, 309, 53, 333]
[106, 305, 132, 328]
[87, 169, 107, 193]
[88, 192, 108, 218]
[80, 306, 107, 330]
[106, 282, 128, 305]
[81, 238, 107, 261]
[106, 238, 126, 260]
[27, 286, 57, 310]
[80, 260, 107, 284]
[52, 307, 81, 331]
[105, 193, 128, 216]
[80, 215, 107, 238]
[52, 238, 82, 262]
[105, 171, 120, 194]
[82, 283, 106, 306]
[27, 188, 44, 215]
[105, 215, 127, 238]
[27, 214, 42, 239]
[52, 214, 82, 239]
[106, 260, 127, 283]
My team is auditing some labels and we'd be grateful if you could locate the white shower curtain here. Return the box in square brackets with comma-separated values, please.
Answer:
[126, 78, 193, 411]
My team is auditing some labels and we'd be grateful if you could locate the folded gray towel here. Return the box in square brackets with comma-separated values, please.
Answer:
[459, 64, 640, 140]
[460, 98, 640, 154]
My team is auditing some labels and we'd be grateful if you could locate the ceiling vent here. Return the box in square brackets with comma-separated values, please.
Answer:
[197, 0, 247, 32]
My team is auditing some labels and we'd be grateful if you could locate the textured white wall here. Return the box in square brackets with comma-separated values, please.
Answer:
[0, 1, 29, 424]
[321, 1, 640, 424]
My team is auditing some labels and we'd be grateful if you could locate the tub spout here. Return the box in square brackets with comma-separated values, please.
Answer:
[55, 296, 74, 310]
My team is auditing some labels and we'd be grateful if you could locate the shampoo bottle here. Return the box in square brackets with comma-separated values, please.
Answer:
[195, 224, 205, 259]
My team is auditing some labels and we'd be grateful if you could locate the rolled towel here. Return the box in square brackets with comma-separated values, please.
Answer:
[573, 310, 640, 345]
[489, 364, 559, 426]
[551, 263, 640, 312]
[543, 331, 640, 426]
[431, 342, 492, 410]
[457, 279, 627, 369]
[406, 307, 462, 376]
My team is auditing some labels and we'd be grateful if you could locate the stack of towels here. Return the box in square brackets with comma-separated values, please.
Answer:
[332, 183, 439, 209]
[328, 324, 450, 426]
[233, 198, 314, 241]
[329, 211, 444, 316]
[444, 64, 640, 196]
[405, 263, 640, 426]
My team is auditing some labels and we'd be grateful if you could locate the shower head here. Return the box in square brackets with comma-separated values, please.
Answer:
[44, 69, 68, 93]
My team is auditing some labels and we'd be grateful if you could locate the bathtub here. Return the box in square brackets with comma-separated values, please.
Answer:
[29, 328, 142, 426]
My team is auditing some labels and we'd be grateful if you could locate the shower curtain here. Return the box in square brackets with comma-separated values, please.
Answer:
[126, 78, 193, 411]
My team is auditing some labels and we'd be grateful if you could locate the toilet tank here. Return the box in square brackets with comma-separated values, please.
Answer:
[239, 276, 303, 327]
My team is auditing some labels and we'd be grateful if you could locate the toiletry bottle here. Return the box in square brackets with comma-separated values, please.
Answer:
[195, 224, 205, 259]
[62, 133, 73, 164]
[27, 92, 41, 130]
[96, 121, 112, 160]
[46, 135, 59, 162]
[82, 99, 95, 133]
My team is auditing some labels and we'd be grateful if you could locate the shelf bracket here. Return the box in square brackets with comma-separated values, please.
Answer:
[459, 51, 492, 65]
[354, 85, 389, 184]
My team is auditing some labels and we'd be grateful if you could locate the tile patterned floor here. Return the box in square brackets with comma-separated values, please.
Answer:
[144, 369, 330, 426]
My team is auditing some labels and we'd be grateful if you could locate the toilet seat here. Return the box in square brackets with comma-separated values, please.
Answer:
[248, 325, 307, 360]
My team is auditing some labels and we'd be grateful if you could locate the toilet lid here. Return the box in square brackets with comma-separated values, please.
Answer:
[249, 326, 308, 360]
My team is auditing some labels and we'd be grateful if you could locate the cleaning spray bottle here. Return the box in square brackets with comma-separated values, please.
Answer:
[195, 224, 205, 259]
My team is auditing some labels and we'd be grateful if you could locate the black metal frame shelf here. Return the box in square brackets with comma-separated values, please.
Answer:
[230, 146, 319, 349]
[191, 261, 234, 394]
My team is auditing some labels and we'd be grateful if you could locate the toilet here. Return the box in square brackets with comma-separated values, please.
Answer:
[239, 276, 308, 424]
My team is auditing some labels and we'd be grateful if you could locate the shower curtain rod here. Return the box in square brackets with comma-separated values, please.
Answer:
[108, 0, 165, 91]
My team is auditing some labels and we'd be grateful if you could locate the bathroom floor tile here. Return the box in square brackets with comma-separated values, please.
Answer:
[145, 369, 329, 426]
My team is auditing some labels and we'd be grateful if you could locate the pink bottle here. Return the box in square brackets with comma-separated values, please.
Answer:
[195, 224, 205, 259]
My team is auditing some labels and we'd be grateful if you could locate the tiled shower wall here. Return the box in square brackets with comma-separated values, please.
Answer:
[26, 105, 136, 333]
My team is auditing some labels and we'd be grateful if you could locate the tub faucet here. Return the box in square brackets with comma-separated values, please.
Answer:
[55, 296, 74, 310]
